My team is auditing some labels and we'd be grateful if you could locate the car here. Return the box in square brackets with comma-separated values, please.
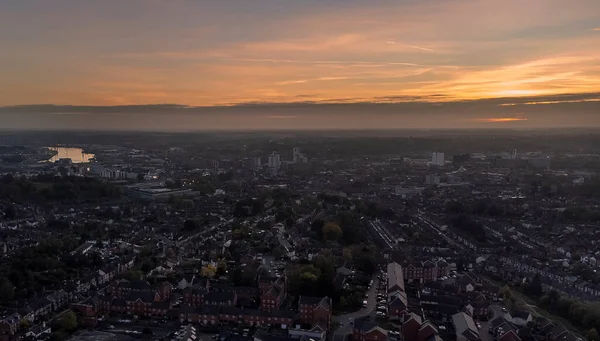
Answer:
[362, 300, 368, 308]
[108, 325, 115, 329]
[502, 307, 507, 313]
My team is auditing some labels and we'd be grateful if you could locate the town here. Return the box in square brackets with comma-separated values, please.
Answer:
[1, 130, 599, 341]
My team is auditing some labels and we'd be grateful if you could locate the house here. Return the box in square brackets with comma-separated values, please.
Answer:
[458, 273, 479, 293]
[204, 292, 237, 307]
[337, 261, 353, 276]
[288, 323, 327, 341]
[402, 313, 441, 341]
[387, 262, 408, 320]
[353, 317, 388, 341]
[25, 323, 51, 339]
[452, 312, 480, 341]
[113, 279, 154, 299]
[183, 285, 209, 307]
[46, 290, 69, 312]
[31, 298, 52, 320]
[504, 310, 532, 327]
[0, 313, 20, 335]
[403, 313, 423, 341]
[298, 296, 332, 327]
[498, 330, 521, 341]
[178, 274, 196, 290]
[260, 277, 286, 311]
[156, 281, 173, 301]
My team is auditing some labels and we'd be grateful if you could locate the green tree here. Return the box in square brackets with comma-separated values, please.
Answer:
[20, 318, 30, 330]
[60, 311, 78, 332]
[323, 222, 343, 241]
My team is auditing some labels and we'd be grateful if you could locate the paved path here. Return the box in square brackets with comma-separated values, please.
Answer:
[479, 305, 504, 341]
[331, 277, 380, 341]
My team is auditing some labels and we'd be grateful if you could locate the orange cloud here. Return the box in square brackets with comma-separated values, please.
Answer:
[472, 117, 528, 123]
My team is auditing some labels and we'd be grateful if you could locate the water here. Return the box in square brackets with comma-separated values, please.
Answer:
[46, 147, 95, 163]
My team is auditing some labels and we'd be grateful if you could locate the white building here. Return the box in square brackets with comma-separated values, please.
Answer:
[253, 157, 262, 169]
[431, 152, 445, 166]
[426, 174, 441, 185]
[268, 152, 281, 170]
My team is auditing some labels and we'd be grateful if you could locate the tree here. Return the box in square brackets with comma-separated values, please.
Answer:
[527, 274, 543, 297]
[587, 328, 599, 341]
[183, 219, 200, 231]
[20, 318, 30, 330]
[323, 222, 342, 241]
[4, 204, 16, 219]
[217, 260, 227, 275]
[0, 277, 15, 301]
[59, 311, 78, 332]
[200, 265, 217, 278]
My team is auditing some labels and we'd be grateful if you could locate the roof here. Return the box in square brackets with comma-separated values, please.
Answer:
[452, 312, 480, 341]
[126, 291, 155, 303]
[354, 317, 383, 334]
[299, 296, 330, 310]
[509, 310, 531, 320]
[388, 262, 405, 293]
[204, 291, 236, 303]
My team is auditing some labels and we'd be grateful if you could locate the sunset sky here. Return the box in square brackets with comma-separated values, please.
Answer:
[1, 0, 599, 130]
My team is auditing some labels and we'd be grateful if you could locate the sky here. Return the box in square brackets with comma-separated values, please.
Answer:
[0, 0, 599, 130]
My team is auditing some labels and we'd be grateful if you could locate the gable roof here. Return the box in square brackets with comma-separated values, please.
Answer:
[452, 312, 480, 341]
[388, 262, 405, 293]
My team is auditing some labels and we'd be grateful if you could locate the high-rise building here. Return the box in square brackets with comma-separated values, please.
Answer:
[268, 152, 281, 170]
[431, 152, 445, 166]
[253, 157, 262, 170]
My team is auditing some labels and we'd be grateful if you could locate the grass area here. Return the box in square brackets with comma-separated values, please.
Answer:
[485, 278, 584, 338]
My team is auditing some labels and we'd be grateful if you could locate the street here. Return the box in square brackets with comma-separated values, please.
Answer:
[478, 305, 504, 341]
[332, 276, 380, 341]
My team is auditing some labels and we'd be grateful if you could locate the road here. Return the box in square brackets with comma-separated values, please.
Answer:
[478, 305, 504, 341]
[332, 277, 380, 341]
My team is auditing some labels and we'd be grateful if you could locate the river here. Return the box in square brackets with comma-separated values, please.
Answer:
[46, 147, 95, 163]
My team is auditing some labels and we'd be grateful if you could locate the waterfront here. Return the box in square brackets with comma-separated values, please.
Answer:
[46, 147, 95, 163]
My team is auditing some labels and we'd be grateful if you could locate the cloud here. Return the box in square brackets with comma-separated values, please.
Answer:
[265, 115, 298, 119]
[471, 117, 528, 123]
[405, 45, 434, 52]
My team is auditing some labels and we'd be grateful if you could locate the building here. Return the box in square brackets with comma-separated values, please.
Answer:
[431, 153, 445, 166]
[260, 277, 286, 311]
[293, 148, 308, 164]
[352, 317, 388, 341]
[403, 260, 449, 283]
[452, 312, 480, 341]
[387, 262, 408, 320]
[268, 152, 281, 170]
[124, 182, 192, 200]
[298, 296, 332, 327]
[173, 324, 197, 341]
[254, 157, 262, 170]
[402, 313, 441, 341]
[425, 174, 440, 186]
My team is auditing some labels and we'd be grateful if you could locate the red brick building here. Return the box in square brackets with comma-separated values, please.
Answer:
[260, 277, 286, 311]
[353, 317, 388, 341]
[298, 296, 331, 328]
[179, 305, 295, 327]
